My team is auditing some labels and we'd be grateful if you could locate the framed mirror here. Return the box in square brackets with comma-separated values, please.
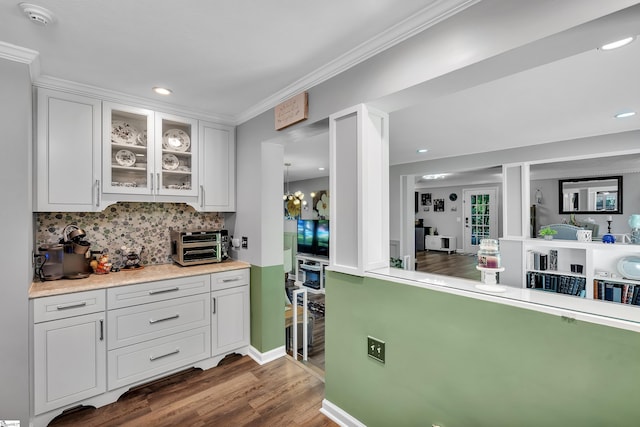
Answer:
[558, 176, 623, 214]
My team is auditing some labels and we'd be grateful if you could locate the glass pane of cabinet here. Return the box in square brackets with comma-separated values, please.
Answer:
[103, 103, 154, 195]
[156, 112, 198, 197]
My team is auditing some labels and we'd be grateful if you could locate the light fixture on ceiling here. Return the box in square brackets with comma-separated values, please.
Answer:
[614, 111, 636, 119]
[422, 174, 447, 180]
[19, 3, 55, 25]
[283, 163, 306, 208]
[417, 149, 428, 153]
[318, 167, 325, 171]
[153, 87, 173, 95]
[599, 36, 635, 51]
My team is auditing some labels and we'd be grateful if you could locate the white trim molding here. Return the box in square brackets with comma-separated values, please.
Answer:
[320, 399, 366, 427]
[248, 345, 286, 365]
[235, 0, 480, 124]
[0, 41, 40, 81]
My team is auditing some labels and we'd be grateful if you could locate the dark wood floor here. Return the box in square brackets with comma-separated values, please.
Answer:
[48, 355, 336, 427]
[416, 250, 481, 281]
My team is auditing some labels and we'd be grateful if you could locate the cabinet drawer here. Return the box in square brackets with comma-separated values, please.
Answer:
[211, 268, 249, 292]
[33, 289, 106, 323]
[107, 274, 211, 309]
[107, 326, 210, 390]
[107, 294, 210, 350]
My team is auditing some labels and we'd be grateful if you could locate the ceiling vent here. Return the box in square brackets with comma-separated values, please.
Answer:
[19, 3, 55, 26]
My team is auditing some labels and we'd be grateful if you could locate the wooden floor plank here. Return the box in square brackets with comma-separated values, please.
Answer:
[48, 355, 337, 427]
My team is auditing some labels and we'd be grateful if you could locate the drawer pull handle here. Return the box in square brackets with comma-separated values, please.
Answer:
[149, 287, 179, 295]
[56, 301, 87, 310]
[222, 277, 240, 282]
[150, 348, 180, 361]
[149, 314, 180, 324]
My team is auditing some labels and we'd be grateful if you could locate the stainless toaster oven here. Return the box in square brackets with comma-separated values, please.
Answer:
[171, 230, 228, 266]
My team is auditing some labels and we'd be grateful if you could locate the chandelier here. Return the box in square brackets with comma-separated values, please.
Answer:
[283, 163, 306, 217]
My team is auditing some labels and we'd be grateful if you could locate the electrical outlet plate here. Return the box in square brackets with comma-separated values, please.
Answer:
[367, 336, 385, 363]
[241, 236, 248, 249]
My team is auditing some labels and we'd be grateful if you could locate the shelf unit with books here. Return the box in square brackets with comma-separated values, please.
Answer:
[523, 239, 588, 299]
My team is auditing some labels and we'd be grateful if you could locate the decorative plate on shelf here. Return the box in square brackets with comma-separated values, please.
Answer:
[112, 121, 139, 145]
[617, 256, 640, 280]
[162, 129, 190, 152]
[115, 149, 136, 167]
[136, 129, 147, 146]
[162, 153, 179, 170]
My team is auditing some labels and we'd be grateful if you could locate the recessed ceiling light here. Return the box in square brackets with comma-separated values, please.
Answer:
[600, 36, 635, 51]
[615, 111, 636, 119]
[422, 174, 447, 180]
[153, 87, 172, 95]
[417, 149, 428, 153]
[318, 167, 325, 171]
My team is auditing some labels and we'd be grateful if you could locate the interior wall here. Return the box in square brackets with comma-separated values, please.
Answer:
[531, 172, 640, 235]
[415, 183, 503, 250]
[325, 271, 640, 427]
[0, 58, 31, 426]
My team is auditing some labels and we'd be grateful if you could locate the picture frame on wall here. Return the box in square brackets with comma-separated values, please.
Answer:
[421, 193, 432, 206]
[434, 199, 445, 212]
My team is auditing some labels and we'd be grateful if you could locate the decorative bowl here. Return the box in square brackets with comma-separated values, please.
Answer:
[617, 256, 640, 280]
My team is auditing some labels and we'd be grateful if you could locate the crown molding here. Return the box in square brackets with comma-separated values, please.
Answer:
[34, 75, 236, 125]
[234, 0, 480, 125]
[0, 41, 41, 81]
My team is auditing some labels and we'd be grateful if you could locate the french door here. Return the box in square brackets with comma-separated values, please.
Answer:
[462, 187, 498, 254]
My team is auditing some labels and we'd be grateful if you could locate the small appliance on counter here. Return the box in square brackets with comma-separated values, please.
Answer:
[171, 229, 229, 266]
[36, 224, 92, 280]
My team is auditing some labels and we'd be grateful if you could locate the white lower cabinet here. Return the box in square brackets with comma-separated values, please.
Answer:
[33, 291, 106, 415]
[32, 268, 250, 426]
[211, 269, 250, 356]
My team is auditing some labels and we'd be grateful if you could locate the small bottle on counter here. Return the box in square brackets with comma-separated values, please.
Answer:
[477, 239, 500, 268]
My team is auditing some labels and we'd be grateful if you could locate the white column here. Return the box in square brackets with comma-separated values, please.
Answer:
[329, 104, 389, 276]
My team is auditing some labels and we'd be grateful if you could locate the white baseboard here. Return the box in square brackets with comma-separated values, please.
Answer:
[320, 399, 366, 427]
[248, 345, 286, 365]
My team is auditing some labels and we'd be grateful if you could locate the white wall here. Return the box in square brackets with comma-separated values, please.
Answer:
[415, 183, 503, 250]
[0, 58, 31, 425]
[531, 172, 640, 235]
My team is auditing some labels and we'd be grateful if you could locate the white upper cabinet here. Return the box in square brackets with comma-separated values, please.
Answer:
[102, 102, 154, 196]
[199, 121, 236, 211]
[35, 87, 234, 212]
[35, 89, 102, 212]
[102, 103, 199, 200]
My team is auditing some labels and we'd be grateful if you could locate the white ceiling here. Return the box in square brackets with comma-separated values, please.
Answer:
[2, 1, 639, 183]
[0, 0, 464, 122]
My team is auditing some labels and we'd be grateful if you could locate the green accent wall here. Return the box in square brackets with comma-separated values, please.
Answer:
[325, 271, 640, 427]
[250, 264, 285, 352]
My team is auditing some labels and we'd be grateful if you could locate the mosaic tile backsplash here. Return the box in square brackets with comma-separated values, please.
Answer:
[36, 203, 224, 267]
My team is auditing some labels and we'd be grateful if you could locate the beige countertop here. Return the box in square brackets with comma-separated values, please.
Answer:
[29, 260, 251, 299]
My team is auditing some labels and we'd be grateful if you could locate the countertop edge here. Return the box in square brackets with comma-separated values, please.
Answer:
[29, 260, 251, 299]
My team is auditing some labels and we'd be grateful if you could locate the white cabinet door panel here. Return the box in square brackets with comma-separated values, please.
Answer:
[211, 284, 249, 356]
[33, 312, 106, 414]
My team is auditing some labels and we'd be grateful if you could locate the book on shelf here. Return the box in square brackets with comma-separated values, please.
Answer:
[593, 279, 640, 306]
[526, 271, 585, 297]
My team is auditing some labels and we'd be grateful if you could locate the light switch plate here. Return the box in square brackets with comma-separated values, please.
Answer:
[367, 336, 385, 363]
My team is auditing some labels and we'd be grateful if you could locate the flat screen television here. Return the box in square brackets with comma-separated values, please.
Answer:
[297, 219, 329, 258]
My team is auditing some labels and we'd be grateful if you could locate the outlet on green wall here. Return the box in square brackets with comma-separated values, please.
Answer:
[324, 271, 640, 427]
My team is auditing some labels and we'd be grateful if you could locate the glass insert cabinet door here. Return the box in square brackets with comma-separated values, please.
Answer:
[155, 112, 198, 197]
[102, 103, 198, 197]
[103, 103, 154, 195]
[463, 187, 498, 254]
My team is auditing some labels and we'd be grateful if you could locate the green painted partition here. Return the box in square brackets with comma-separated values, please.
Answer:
[250, 264, 285, 352]
[324, 271, 640, 427]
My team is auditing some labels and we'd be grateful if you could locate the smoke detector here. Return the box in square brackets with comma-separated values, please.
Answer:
[19, 3, 55, 25]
